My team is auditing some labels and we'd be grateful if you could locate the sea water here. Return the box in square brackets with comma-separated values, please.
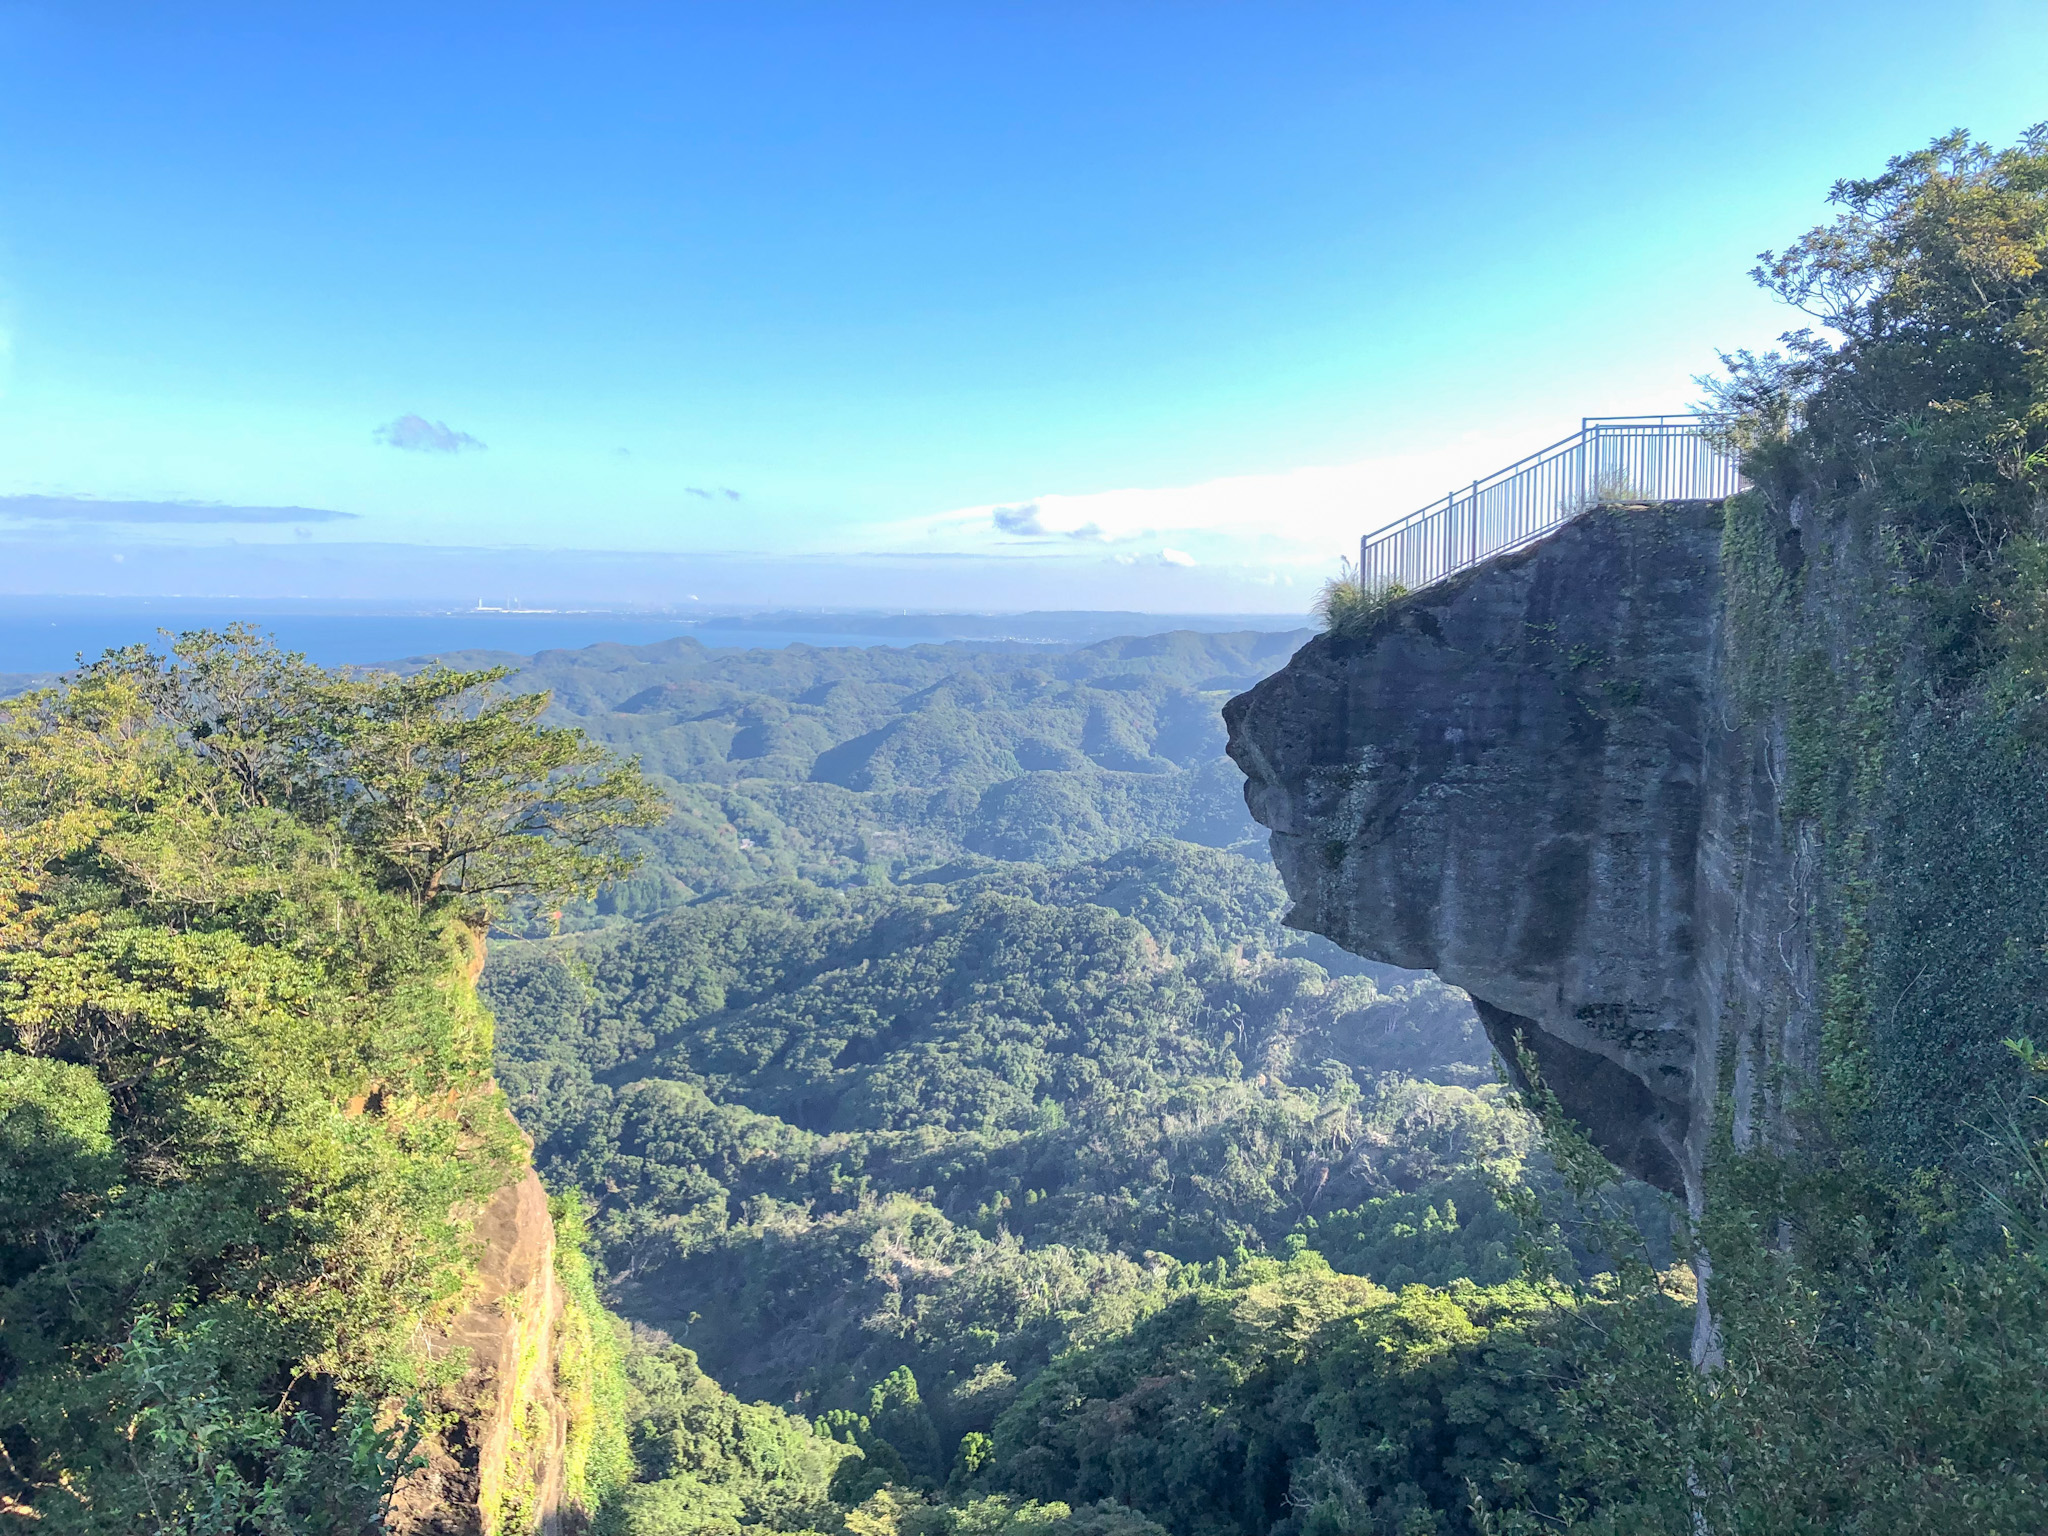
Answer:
[0, 601, 941, 676]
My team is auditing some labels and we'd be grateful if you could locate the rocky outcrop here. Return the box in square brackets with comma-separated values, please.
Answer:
[389, 1169, 569, 1536]
[1226, 502, 1811, 1213]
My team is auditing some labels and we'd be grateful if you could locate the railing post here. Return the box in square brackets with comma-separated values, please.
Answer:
[1469, 479, 1478, 571]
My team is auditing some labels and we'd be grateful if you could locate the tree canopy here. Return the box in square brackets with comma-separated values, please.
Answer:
[0, 632, 663, 1531]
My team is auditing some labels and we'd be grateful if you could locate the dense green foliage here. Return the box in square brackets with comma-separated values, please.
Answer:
[472, 627, 1683, 1534]
[605, 1336, 852, 1536]
[452, 629, 1306, 922]
[1707, 125, 2048, 1188]
[0, 632, 663, 1532]
[1473, 1132, 2048, 1535]
[554, 1193, 639, 1520]
[991, 1255, 1589, 1536]
[1468, 125, 2048, 1532]
[485, 843, 1534, 1419]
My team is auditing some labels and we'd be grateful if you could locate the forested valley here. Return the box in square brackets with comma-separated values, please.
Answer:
[7, 126, 2048, 1536]
[0, 615, 1669, 1536]
[460, 625, 1676, 1533]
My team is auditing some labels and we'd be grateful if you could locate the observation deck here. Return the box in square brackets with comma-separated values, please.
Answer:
[1360, 416, 1744, 593]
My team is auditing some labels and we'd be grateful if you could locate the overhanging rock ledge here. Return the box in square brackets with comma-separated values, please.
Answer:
[1225, 501, 1803, 1211]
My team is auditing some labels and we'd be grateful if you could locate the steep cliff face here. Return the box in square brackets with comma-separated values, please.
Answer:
[390, 1169, 571, 1536]
[385, 929, 622, 1535]
[1226, 502, 1813, 1210]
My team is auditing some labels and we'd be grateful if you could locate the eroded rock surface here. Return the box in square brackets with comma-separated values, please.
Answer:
[389, 1169, 567, 1536]
[1226, 503, 1792, 1208]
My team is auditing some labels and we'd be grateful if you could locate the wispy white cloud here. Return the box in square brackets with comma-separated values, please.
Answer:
[862, 427, 1556, 579]
[375, 414, 486, 453]
[0, 494, 357, 524]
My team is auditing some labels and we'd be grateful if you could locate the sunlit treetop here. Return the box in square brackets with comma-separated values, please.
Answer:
[0, 625, 670, 935]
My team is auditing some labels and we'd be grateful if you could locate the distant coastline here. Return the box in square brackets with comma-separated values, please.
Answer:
[0, 596, 1311, 684]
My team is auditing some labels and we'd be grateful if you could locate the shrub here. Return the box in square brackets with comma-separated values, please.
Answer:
[1314, 559, 1408, 638]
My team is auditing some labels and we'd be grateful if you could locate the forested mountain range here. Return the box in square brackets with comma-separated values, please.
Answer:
[440, 629, 1309, 919]
[469, 629, 1678, 1532]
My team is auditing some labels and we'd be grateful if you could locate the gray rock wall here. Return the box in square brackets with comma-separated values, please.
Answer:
[1226, 503, 1812, 1210]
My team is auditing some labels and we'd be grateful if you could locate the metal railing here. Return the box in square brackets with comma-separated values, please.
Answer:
[1359, 415, 1744, 593]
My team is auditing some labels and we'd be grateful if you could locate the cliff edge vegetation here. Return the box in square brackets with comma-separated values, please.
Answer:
[0, 630, 664, 1533]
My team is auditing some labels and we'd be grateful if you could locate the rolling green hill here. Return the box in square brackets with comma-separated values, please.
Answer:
[467, 626, 1685, 1536]
[484, 844, 1517, 1416]
[456, 629, 1310, 920]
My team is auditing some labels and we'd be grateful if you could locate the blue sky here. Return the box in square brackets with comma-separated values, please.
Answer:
[0, 1, 2041, 609]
